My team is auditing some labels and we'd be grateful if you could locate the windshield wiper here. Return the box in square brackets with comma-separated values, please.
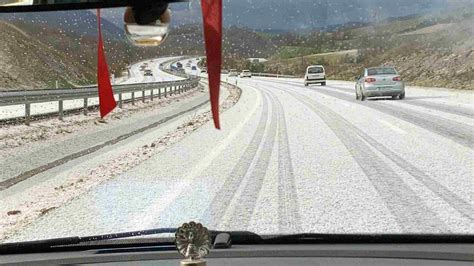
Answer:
[0, 227, 177, 254]
[2, 229, 473, 255]
[207, 232, 474, 245]
[257, 233, 474, 245]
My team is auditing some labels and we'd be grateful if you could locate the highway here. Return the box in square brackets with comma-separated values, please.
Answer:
[0, 57, 183, 121]
[3, 69, 472, 241]
[117, 56, 184, 85]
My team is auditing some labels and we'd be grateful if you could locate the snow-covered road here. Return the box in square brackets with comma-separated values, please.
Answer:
[117, 56, 184, 85]
[3, 76, 473, 242]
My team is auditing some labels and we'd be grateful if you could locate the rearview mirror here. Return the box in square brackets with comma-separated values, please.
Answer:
[0, 0, 185, 13]
[124, 4, 171, 46]
[0, 0, 186, 47]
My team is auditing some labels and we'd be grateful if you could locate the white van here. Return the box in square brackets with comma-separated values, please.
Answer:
[239, 70, 252, 78]
[304, 65, 326, 86]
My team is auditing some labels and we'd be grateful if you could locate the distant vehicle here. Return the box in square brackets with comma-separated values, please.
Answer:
[191, 66, 197, 71]
[304, 65, 326, 86]
[228, 69, 239, 77]
[176, 62, 183, 68]
[355, 66, 405, 101]
[240, 70, 252, 78]
[144, 70, 153, 77]
[186, 62, 191, 67]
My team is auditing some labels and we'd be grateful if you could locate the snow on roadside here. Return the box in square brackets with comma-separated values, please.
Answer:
[0, 84, 241, 242]
[0, 85, 202, 152]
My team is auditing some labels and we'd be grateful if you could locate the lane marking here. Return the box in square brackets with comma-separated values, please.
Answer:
[378, 119, 407, 135]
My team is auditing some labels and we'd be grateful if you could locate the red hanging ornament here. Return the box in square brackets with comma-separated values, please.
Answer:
[201, 0, 222, 129]
[97, 9, 117, 118]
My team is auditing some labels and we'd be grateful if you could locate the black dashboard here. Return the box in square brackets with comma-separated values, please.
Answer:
[2, 243, 473, 265]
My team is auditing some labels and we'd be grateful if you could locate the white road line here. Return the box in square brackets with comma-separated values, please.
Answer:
[378, 119, 407, 135]
[125, 85, 262, 229]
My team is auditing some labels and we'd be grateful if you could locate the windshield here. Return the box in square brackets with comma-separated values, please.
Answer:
[308, 67, 324, 74]
[368, 67, 397, 75]
[0, 0, 473, 245]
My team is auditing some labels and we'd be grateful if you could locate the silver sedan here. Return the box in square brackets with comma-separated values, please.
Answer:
[355, 67, 405, 101]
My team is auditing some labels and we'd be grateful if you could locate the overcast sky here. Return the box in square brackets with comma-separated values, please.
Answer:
[101, 0, 471, 31]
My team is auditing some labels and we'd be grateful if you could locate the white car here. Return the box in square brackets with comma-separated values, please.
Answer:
[355, 66, 405, 100]
[228, 69, 239, 77]
[304, 65, 326, 86]
[239, 70, 252, 78]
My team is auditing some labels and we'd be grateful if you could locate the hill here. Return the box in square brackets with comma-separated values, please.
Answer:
[1, 5, 472, 90]
[0, 10, 169, 90]
[0, 21, 94, 90]
[170, 0, 471, 32]
[263, 8, 474, 89]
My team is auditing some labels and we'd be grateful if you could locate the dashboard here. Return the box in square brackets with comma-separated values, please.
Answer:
[2, 243, 473, 265]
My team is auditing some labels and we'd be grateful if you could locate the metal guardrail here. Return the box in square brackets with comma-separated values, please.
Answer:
[0, 58, 200, 125]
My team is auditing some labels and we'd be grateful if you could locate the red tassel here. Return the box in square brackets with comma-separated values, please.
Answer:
[201, 0, 222, 129]
[97, 9, 117, 118]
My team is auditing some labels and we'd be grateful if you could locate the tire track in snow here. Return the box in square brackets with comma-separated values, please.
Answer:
[260, 88, 301, 233]
[327, 85, 474, 118]
[225, 91, 278, 229]
[265, 77, 472, 118]
[262, 82, 448, 232]
[267, 80, 472, 222]
[202, 95, 270, 229]
[261, 79, 474, 149]
[319, 87, 473, 219]
[293, 92, 448, 232]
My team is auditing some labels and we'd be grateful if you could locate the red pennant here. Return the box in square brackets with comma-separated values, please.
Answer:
[201, 0, 222, 129]
[97, 9, 117, 118]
